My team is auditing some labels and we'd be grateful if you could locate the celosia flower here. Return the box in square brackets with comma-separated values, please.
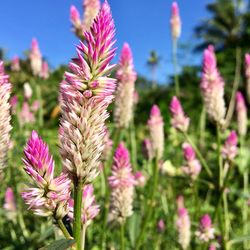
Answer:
[114, 43, 137, 128]
[109, 143, 135, 223]
[222, 130, 238, 160]
[0, 61, 12, 171]
[157, 219, 165, 232]
[169, 96, 189, 132]
[245, 54, 250, 102]
[201, 45, 226, 125]
[235, 91, 247, 136]
[10, 95, 18, 114]
[24, 82, 33, 100]
[70, 5, 82, 36]
[19, 102, 35, 127]
[82, 0, 101, 32]
[181, 143, 201, 180]
[148, 105, 164, 159]
[176, 207, 191, 250]
[134, 171, 146, 187]
[60, 2, 116, 183]
[31, 100, 40, 112]
[68, 184, 99, 226]
[142, 138, 153, 161]
[4, 187, 17, 221]
[195, 214, 215, 242]
[40, 61, 49, 80]
[11, 56, 20, 72]
[170, 2, 181, 40]
[22, 131, 71, 219]
[30, 38, 42, 76]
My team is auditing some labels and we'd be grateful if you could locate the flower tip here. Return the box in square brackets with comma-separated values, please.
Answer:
[150, 104, 161, 116]
[172, 1, 179, 14]
[200, 214, 212, 228]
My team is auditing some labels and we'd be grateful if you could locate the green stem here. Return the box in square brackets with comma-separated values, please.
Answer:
[135, 158, 159, 250]
[120, 222, 125, 250]
[18, 212, 29, 239]
[81, 224, 87, 250]
[223, 191, 229, 246]
[172, 39, 180, 97]
[183, 132, 212, 178]
[36, 84, 44, 128]
[216, 124, 223, 188]
[74, 181, 83, 250]
[57, 219, 72, 239]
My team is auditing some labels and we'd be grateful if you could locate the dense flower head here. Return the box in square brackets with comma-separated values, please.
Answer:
[22, 131, 71, 218]
[170, 2, 181, 40]
[222, 130, 238, 160]
[114, 43, 137, 128]
[68, 184, 99, 225]
[176, 207, 191, 250]
[30, 38, 42, 76]
[40, 61, 49, 80]
[4, 187, 17, 221]
[235, 91, 247, 136]
[148, 105, 164, 159]
[11, 56, 20, 72]
[195, 214, 215, 242]
[169, 96, 190, 132]
[201, 45, 226, 125]
[60, 1, 117, 182]
[82, 0, 101, 32]
[181, 143, 201, 180]
[0, 61, 12, 171]
[109, 143, 135, 223]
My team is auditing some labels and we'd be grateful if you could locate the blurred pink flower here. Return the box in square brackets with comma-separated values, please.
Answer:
[114, 43, 137, 128]
[169, 96, 189, 132]
[235, 91, 247, 136]
[0, 61, 12, 171]
[24, 82, 33, 100]
[157, 219, 165, 232]
[195, 214, 215, 242]
[19, 102, 35, 126]
[10, 95, 18, 114]
[142, 138, 153, 161]
[60, 2, 117, 182]
[148, 105, 164, 159]
[170, 2, 181, 40]
[40, 61, 49, 80]
[222, 130, 238, 160]
[4, 187, 17, 221]
[31, 100, 40, 112]
[109, 143, 135, 223]
[30, 38, 42, 76]
[22, 131, 71, 218]
[134, 171, 146, 187]
[201, 45, 225, 125]
[11, 56, 20, 72]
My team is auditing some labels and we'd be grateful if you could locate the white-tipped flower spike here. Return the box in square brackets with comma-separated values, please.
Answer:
[30, 38, 42, 76]
[4, 187, 17, 221]
[114, 43, 137, 128]
[222, 130, 238, 160]
[60, 2, 117, 183]
[22, 131, 71, 219]
[40, 61, 49, 80]
[11, 56, 20, 72]
[82, 0, 101, 32]
[236, 91, 247, 137]
[181, 143, 201, 180]
[176, 207, 191, 250]
[148, 105, 164, 159]
[0, 61, 12, 171]
[68, 184, 100, 226]
[109, 143, 135, 223]
[169, 96, 190, 132]
[24, 82, 33, 100]
[201, 45, 226, 126]
[195, 214, 215, 242]
[245, 54, 250, 102]
[170, 2, 181, 40]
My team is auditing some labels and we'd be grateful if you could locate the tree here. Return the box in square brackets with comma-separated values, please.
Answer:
[147, 50, 160, 88]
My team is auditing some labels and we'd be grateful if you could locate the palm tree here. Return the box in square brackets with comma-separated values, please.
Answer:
[147, 50, 160, 88]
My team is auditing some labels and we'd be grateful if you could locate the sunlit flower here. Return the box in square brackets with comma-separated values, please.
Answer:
[148, 105, 164, 159]
[114, 43, 137, 128]
[60, 2, 117, 183]
[201, 45, 225, 126]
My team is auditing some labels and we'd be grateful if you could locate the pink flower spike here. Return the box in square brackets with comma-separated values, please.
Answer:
[134, 171, 146, 187]
[222, 130, 238, 160]
[4, 187, 17, 221]
[201, 45, 225, 125]
[148, 105, 164, 159]
[157, 219, 165, 232]
[40, 61, 49, 80]
[195, 214, 215, 242]
[235, 91, 247, 136]
[11, 56, 20, 72]
[170, 2, 181, 40]
[70, 5, 81, 27]
[169, 96, 190, 132]
[30, 38, 42, 76]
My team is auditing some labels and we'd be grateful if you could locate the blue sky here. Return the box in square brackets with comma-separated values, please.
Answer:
[0, 0, 212, 82]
